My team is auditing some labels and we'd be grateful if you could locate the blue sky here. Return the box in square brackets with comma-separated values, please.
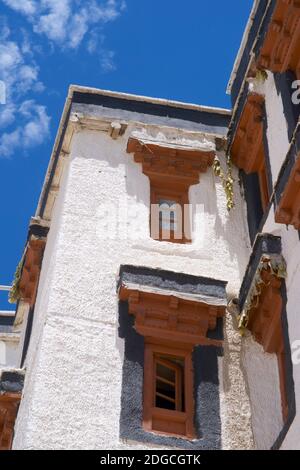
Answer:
[0, 0, 253, 310]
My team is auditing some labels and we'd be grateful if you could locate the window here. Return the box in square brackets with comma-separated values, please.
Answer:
[143, 342, 195, 439]
[150, 185, 191, 243]
[158, 200, 178, 234]
[119, 277, 225, 441]
[126, 137, 215, 245]
[257, 158, 270, 212]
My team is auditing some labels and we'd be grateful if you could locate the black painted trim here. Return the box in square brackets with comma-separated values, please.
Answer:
[0, 315, 14, 327]
[228, 82, 249, 149]
[240, 170, 264, 245]
[72, 92, 231, 130]
[20, 307, 34, 368]
[118, 265, 227, 300]
[239, 233, 282, 311]
[230, 0, 270, 107]
[27, 224, 49, 241]
[262, 102, 273, 194]
[253, 0, 277, 61]
[0, 371, 24, 394]
[230, 0, 277, 139]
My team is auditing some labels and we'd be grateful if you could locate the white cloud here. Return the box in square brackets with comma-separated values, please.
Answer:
[0, 25, 50, 158]
[0, 129, 21, 158]
[34, 0, 71, 43]
[2, 0, 126, 49]
[0, 1, 126, 158]
[0, 103, 16, 128]
[100, 49, 116, 72]
[0, 37, 41, 99]
[0, 101, 50, 158]
[2, 0, 37, 16]
[0, 40, 22, 71]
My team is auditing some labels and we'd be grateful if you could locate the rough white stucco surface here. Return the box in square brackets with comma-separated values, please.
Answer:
[241, 334, 283, 450]
[13, 116, 253, 449]
[249, 72, 290, 186]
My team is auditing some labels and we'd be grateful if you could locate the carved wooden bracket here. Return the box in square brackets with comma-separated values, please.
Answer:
[231, 93, 265, 173]
[275, 153, 300, 229]
[127, 137, 215, 186]
[19, 237, 46, 307]
[119, 286, 225, 347]
[257, 0, 300, 79]
[0, 393, 21, 450]
[240, 261, 288, 421]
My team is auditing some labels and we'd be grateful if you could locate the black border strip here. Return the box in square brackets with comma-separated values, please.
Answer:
[72, 92, 231, 129]
[239, 233, 282, 311]
[118, 265, 228, 300]
[230, 0, 272, 107]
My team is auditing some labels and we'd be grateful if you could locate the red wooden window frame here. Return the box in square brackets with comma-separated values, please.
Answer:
[150, 185, 191, 244]
[257, 158, 270, 212]
[143, 341, 195, 439]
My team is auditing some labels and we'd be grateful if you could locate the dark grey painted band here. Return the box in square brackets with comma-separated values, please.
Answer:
[118, 265, 227, 301]
[262, 102, 273, 194]
[252, 0, 277, 60]
[118, 301, 222, 450]
[72, 92, 231, 131]
[239, 233, 282, 311]
[27, 224, 49, 241]
[229, 0, 276, 134]
[239, 170, 264, 245]
[228, 82, 249, 150]
[20, 307, 34, 368]
[0, 315, 14, 327]
[230, 0, 270, 107]
[0, 371, 24, 394]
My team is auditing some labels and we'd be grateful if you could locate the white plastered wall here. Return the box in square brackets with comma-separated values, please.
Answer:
[13, 114, 254, 450]
[249, 72, 290, 186]
[0, 334, 19, 368]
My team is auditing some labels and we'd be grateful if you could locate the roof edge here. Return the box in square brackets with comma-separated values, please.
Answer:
[227, 0, 260, 94]
[69, 85, 231, 116]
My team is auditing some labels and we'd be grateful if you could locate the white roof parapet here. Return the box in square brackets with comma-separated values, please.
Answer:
[69, 85, 232, 116]
[0, 311, 15, 317]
